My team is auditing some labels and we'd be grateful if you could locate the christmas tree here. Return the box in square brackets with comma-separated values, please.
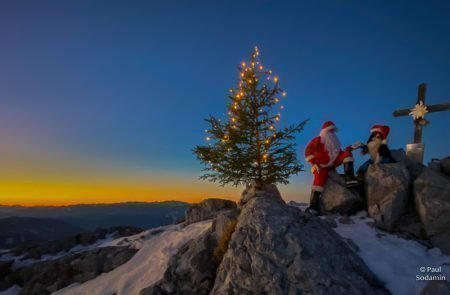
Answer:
[193, 47, 307, 187]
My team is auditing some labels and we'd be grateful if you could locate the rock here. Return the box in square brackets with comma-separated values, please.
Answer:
[440, 156, 450, 176]
[240, 183, 284, 207]
[321, 171, 363, 215]
[140, 229, 219, 295]
[365, 222, 376, 229]
[421, 280, 450, 295]
[322, 216, 338, 228]
[365, 162, 410, 232]
[2, 246, 136, 295]
[390, 149, 407, 162]
[211, 209, 240, 242]
[211, 188, 389, 294]
[185, 199, 237, 225]
[414, 167, 450, 254]
[391, 148, 425, 181]
[338, 216, 355, 224]
[429, 234, 450, 253]
[111, 226, 143, 239]
[395, 214, 427, 240]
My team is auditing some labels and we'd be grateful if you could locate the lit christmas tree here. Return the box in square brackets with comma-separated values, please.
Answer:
[193, 47, 307, 187]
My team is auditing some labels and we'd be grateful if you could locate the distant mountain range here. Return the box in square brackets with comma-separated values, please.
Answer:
[0, 201, 189, 248]
[0, 217, 83, 248]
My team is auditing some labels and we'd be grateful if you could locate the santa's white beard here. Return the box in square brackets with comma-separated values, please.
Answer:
[320, 131, 341, 165]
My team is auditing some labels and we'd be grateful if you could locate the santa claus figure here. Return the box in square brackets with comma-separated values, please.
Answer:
[357, 125, 396, 177]
[304, 121, 358, 214]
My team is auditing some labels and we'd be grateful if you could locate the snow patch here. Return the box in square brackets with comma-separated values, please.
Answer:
[53, 220, 212, 295]
[332, 212, 450, 295]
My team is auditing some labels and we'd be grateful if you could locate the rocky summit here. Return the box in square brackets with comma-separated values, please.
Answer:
[140, 185, 390, 295]
[212, 186, 389, 295]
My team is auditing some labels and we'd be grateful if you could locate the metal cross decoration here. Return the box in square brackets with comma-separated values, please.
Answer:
[393, 83, 450, 163]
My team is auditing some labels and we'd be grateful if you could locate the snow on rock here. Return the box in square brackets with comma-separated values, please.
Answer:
[98, 227, 166, 250]
[332, 212, 450, 295]
[53, 220, 212, 295]
[0, 285, 21, 295]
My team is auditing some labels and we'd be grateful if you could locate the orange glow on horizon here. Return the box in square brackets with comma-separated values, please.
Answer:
[0, 179, 242, 206]
[0, 178, 308, 206]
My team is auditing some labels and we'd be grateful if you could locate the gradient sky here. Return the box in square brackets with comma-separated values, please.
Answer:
[1, 1, 449, 206]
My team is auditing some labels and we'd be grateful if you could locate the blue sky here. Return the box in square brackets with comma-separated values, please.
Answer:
[0, 1, 449, 204]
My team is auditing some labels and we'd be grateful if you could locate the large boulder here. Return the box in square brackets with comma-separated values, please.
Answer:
[239, 183, 284, 206]
[185, 198, 237, 225]
[211, 188, 389, 294]
[365, 162, 410, 232]
[390, 148, 424, 181]
[321, 170, 363, 215]
[414, 166, 450, 254]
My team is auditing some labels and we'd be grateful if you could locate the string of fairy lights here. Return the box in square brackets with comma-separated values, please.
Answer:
[205, 46, 287, 169]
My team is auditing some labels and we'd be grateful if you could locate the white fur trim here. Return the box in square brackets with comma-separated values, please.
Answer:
[312, 185, 324, 192]
[370, 127, 383, 134]
[320, 124, 336, 136]
[305, 155, 315, 162]
[343, 157, 354, 163]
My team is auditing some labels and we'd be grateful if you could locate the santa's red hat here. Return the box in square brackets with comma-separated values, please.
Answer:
[370, 125, 390, 142]
[320, 121, 337, 136]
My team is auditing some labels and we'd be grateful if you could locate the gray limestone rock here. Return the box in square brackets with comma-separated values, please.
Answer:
[185, 199, 237, 225]
[365, 162, 410, 232]
[239, 183, 284, 207]
[415, 166, 450, 254]
[321, 171, 363, 215]
[211, 208, 240, 242]
[211, 189, 389, 295]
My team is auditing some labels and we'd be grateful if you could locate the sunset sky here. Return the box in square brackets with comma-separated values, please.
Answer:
[1, 1, 449, 206]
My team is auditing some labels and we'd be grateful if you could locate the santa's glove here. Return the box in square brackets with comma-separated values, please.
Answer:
[311, 164, 320, 174]
[360, 145, 368, 155]
[350, 141, 364, 150]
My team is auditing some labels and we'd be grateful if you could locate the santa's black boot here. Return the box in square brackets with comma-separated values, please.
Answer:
[306, 190, 322, 216]
[344, 161, 359, 187]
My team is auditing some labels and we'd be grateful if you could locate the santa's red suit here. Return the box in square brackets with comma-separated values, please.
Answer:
[304, 121, 354, 191]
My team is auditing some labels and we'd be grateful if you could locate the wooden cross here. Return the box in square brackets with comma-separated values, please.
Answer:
[393, 83, 450, 144]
